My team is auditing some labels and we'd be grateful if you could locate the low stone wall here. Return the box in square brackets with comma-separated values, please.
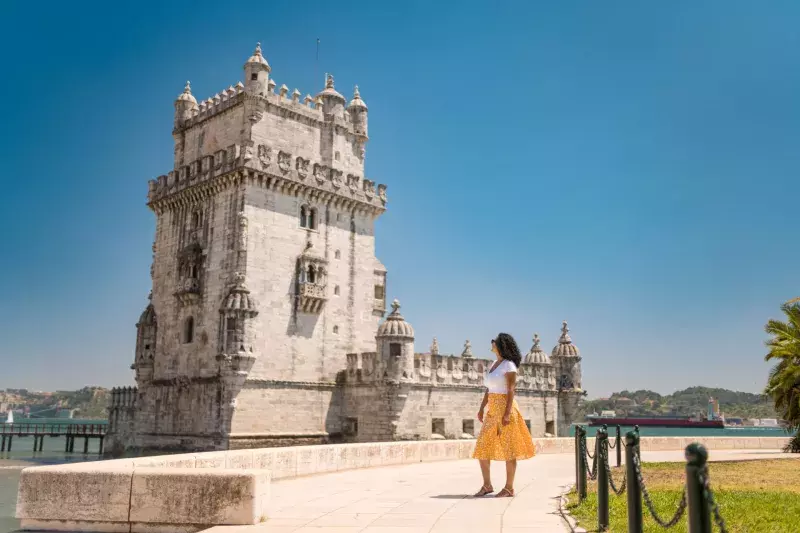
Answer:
[16, 436, 791, 532]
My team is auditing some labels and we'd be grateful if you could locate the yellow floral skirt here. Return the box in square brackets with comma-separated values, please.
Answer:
[472, 394, 536, 461]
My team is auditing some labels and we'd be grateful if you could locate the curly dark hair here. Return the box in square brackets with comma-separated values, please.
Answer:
[494, 333, 522, 367]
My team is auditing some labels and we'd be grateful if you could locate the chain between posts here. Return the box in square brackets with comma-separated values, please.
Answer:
[601, 436, 626, 495]
[632, 447, 687, 528]
[581, 432, 598, 480]
[697, 464, 729, 533]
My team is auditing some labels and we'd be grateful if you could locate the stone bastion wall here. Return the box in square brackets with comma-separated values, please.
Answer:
[16, 436, 791, 533]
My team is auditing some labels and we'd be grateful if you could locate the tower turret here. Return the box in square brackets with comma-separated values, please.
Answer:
[317, 74, 346, 119]
[174, 81, 198, 129]
[550, 320, 583, 437]
[376, 299, 415, 382]
[243, 42, 271, 96]
[347, 85, 368, 138]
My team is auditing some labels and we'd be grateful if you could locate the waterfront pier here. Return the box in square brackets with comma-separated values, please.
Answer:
[0, 422, 106, 454]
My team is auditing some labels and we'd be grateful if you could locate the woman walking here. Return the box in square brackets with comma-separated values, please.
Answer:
[472, 333, 536, 497]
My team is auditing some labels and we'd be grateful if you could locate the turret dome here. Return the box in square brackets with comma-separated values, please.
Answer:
[552, 321, 580, 357]
[525, 334, 550, 364]
[376, 299, 415, 339]
[175, 81, 197, 106]
[244, 42, 270, 71]
[220, 273, 258, 317]
[347, 85, 368, 110]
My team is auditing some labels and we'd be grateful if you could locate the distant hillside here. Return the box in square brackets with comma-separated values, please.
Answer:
[1, 386, 110, 419]
[581, 387, 776, 420]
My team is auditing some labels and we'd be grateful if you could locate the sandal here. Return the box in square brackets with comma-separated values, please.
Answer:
[495, 487, 515, 498]
[473, 485, 494, 497]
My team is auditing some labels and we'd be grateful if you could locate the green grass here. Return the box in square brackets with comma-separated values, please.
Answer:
[566, 459, 800, 532]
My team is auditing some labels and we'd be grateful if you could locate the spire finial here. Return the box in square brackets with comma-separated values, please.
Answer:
[533, 333, 541, 350]
[559, 321, 572, 343]
[184, 81, 192, 94]
[461, 339, 474, 358]
[255, 42, 262, 56]
[431, 337, 439, 355]
[326, 73, 335, 89]
[353, 85, 360, 98]
[391, 298, 400, 313]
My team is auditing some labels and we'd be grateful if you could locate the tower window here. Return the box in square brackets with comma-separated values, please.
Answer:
[462, 420, 475, 436]
[182, 317, 195, 344]
[335, 151, 341, 161]
[432, 418, 445, 436]
[251, 73, 258, 81]
[374, 285, 385, 300]
[335, 250, 341, 259]
[300, 205, 317, 230]
[333, 325, 339, 334]
[390, 343, 401, 358]
[307, 265, 316, 283]
[334, 285, 340, 295]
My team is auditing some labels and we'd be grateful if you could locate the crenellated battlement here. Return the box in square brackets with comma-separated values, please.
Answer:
[147, 144, 387, 215]
[344, 351, 558, 392]
[109, 386, 138, 408]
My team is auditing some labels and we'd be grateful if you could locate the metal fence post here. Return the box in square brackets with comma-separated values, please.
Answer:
[574, 426, 580, 498]
[597, 428, 609, 531]
[615, 425, 622, 467]
[625, 431, 643, 533]
[686, 443, 712, 533]
[577, 426, 587, 501]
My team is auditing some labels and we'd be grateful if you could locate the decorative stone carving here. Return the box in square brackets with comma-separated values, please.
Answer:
[363, 179, 375, 198]
[378, 184, 387, 204]
[548, 373, 557, 390]
[452, 364, 463, 381]
[330, 169, 343, 188]
[248, 109, 264, 123]
[296, 157, 310, 179]
[257, 145, 272, 168]
[419, 355, 431, 378]
[363, 354, 375, 377]
[436, 359, 447, 380]
[313, 163, 327, 184]
[347, 174, 359, 191]
[237, 212, 247, 252]
[214, 150, 224, 169]
[278, 151, 291, 172]
[461, 340, 473, 358]
[242, 145, 254, 162]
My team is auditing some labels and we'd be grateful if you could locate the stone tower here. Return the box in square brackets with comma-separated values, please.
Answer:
[108, 43, 389, 453]
[551, 321, 584, 436]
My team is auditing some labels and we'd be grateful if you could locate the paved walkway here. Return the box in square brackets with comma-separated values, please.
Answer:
[206, 449, 798, 533]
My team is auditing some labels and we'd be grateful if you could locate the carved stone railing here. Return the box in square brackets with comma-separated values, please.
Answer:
[174, 277, 201, 305]
[298, 282, 326, 313]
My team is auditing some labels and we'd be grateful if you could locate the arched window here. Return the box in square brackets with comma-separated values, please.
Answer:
[308, 208, 316, 230]
[333, 325, 339, 334]
[300, 206, 308, 228]
[334, 285, 340, 296]
[183, 317, 195, 344]
[190, 264, 198, 279]
[307, 265, 316, 283]
[335, 250, 341, 260]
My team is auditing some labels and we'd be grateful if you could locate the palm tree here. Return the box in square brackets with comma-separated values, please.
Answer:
[764, 300, 800, 452]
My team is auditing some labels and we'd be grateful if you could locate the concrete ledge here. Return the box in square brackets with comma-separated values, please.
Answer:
[17, 466, 270, 533]
[129, 468, 270, 532]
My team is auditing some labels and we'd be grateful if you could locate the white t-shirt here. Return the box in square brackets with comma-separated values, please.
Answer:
[485, 359, 518, 394]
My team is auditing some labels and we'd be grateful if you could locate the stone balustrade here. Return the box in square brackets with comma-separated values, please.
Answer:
[16, 436, 792, 532]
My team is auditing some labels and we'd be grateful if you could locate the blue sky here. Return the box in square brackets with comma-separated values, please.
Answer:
[1, 1, 798, 397]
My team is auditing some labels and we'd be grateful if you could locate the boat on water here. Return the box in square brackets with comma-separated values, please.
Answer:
[586, 414, 724, 429]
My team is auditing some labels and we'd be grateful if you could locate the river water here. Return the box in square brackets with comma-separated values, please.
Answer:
[0, 423, 793, 533]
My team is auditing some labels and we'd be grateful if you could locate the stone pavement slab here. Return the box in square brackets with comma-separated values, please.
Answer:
[202, 448, 798, 533]
[206, 453, 576, 533]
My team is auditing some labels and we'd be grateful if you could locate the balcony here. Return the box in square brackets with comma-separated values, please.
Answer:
[175, 277, 201, 305]
[299, 282, 327, 313]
